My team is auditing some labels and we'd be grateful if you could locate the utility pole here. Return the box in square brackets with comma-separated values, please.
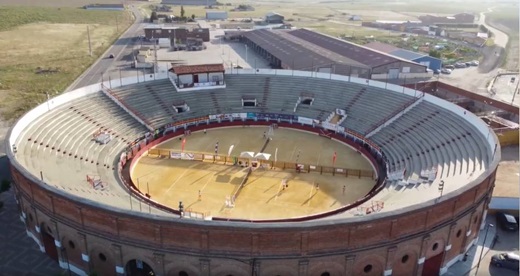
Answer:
[153, 30, 158, 73]
[116, 15, 119, 32]
[511, 79, 519, 105]
[87, 25, 92, 57]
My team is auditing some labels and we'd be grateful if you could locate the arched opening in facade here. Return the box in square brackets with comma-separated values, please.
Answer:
[125, 259, 155, 276]
[40, 223, 58, 263]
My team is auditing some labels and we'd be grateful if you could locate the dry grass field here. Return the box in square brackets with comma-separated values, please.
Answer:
[0, 6, 133, 120]
[0, 0, 124, 7]
[485, 5, 519, 71]
[132, 127, 376, 220]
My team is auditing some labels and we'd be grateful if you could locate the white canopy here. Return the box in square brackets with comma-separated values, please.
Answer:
[240, 151, 255, 158]
[254, 152, 271, 160]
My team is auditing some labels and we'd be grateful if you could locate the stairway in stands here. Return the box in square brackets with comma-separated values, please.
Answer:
[317, 110, 327, 121]
[347, 87, 366, 109]
[365, 94, 425, 137]
[147, 86, 176, 120]
[261, 77, 271, 111]
[210, 91, 221, 114]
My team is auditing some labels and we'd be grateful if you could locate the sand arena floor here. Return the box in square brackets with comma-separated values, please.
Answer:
[131, 127, 376, 220]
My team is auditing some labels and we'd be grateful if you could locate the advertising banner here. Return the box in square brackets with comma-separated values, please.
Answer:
[246, 113, 297, 121]
[209, 113, 246, 120]
[170, 152, 182, 159]
[181, 153, 195, 160]
[298, 117, 314, 125]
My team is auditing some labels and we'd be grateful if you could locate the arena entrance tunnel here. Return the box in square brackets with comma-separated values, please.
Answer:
[125, 259, 155, 276]
[120, 119, 388, 223]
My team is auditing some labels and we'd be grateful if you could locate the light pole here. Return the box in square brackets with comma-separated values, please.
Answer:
[45, 92, 50, 111]
[511, 79, 519, 104]
[475, 223, 494, 275]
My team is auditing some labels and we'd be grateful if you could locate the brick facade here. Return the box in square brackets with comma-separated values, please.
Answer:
[11, 162, 496, 276]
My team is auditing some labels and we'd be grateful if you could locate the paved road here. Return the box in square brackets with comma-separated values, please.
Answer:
[479, 9, 509, 49]
[66, 5, 147, 91]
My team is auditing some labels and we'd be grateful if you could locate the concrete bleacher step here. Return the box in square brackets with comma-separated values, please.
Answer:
[346, 87, 366, 109]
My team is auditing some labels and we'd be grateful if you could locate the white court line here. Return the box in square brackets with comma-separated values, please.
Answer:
[165, 163, 199, 193]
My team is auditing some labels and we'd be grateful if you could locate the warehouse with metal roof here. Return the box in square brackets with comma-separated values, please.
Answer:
[241, 28, 431, 79]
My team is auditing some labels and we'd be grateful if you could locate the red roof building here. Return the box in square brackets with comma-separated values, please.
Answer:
[168, 64, 226, 90]
[169, 64, 225, 75]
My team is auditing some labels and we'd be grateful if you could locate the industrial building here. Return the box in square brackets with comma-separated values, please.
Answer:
[144, 25, 210, 43]
[241, 29, 430, 79]
[365, 41, 443, 71]
[206, 11, 228, 20]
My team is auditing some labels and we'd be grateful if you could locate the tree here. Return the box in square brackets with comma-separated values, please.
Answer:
[429, 49, 441, 58]
[180, 6, 185, 19]
[150, 11, 158, 22]
[191, 14, 195, 20]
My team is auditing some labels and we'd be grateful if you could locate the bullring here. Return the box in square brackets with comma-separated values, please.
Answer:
[6, 68, 500, 276]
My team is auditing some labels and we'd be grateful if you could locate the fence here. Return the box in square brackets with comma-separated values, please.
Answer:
[147, 148, 376, 179]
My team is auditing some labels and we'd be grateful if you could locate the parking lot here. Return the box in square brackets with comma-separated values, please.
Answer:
[102, 28, 272, 81]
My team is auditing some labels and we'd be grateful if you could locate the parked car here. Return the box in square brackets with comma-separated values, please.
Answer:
[454, 62, 467, 68]
[433, 69, 441, 74]
[496, 212, 519, 231]
[468, 60, 479, 66]
[441, 68, 452, 74]
[491, 252, 519, 271]
[444, 65, 455, 70]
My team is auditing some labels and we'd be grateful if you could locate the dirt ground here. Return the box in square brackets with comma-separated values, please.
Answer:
[131, 127, 376, 220]
[494, 145, 519, 198]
